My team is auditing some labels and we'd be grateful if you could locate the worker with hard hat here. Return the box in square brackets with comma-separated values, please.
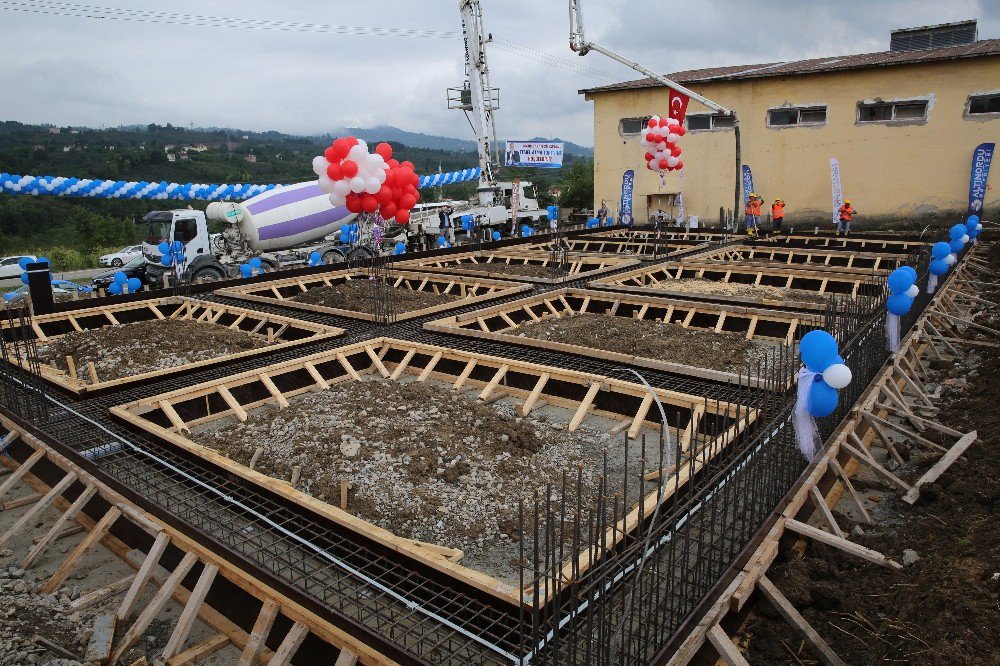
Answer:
[771, 198, 785, 233]
[745, 193, 761, 237]
[837, 200, 858, 235]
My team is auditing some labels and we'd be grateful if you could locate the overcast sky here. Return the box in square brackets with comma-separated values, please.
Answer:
[1, 0, 997, 147]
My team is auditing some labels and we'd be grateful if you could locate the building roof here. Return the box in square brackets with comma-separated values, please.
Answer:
[580, 38, 1000, 94]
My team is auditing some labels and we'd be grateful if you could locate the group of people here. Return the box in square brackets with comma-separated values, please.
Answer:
[743, 195, 858, 236]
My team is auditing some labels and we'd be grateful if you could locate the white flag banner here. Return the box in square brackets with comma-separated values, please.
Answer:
[504, 141, 564, 168]
[830, 157, 843, 229]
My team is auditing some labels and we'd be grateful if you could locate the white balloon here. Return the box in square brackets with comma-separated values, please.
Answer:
[667, 156, 679, 167]
[657, 142, 667, 151]
[976, 223, 983, 231]
[647, 159, 658, 170]
[364, 177, 381, 194]
[349, 176, 366, 193]
[905, 285, 919, 298]
[822, 363, 852, 389]
[328, 193, 345, 206]
[961, 234, 969, 243]
[355, 139, 368, 153]
[348, 145, 367, 162]
[667, 132, 680, 143]
[312, 156, 329, 177]
[945, 253, 957, 265]
[332, 180, 351, 197]
[374, 169, 387, 184]
[317, 174, 334, 193]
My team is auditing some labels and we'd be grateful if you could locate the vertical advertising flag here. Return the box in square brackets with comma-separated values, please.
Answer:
[968, 143, 995, 215]
[668, 89, 690, 124]
[741, 165, 754, 205]
[620, 170, 635, 226]
[830, 158, 843, 228]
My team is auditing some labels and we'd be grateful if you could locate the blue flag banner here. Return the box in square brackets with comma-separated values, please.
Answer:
[620, 170, 634, 225]
[969, 143, 994, 216]
[741, 165, 754, 204]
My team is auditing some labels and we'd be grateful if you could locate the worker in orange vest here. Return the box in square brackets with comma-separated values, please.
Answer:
[837, 200, 858, 235]
[745, 193, 761, 237]
[771, 198, 785, 233]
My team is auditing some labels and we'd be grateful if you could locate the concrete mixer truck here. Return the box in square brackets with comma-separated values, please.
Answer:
[141, 180, 392, 283]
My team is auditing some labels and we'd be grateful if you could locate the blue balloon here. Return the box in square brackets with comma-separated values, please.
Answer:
[36, 256, 49, 266]
[309, 251, 321, 263]
[160, 255, 172, 266]
[437, 236, 447, 246]
[899, 266, 917, 284]
[2, 292, 16, 302]
[157, 241, 169, 254]
[967, 214, 980, 224]
[249, 257, 262, 269]
[929, 259, 949, 276]
[172, 240, 184, 253]
[808, 380, 839, 418]
[931, 242, 951, 260]
[17, 257, 31, 270]
[126, 277, 142, 292]
[113, 271, 127, 284]
[394, 241, 406, 255]
[887, 293, 913, 316]
[799, 330, 838, 373]
[20, 272, 29, 285]
[887, 268, 914, 294]
[949, 239, 964, 254]
[492, 231, 501, 241]
[108, 282, 123, 295]
[240, 264, 253, 278]
[949, 224, 966, 240]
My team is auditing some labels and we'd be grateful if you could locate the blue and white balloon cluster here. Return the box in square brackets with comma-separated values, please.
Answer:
[17, 256, 50, 285]
[394, 241, 407, 255]
[436, 236, 452, 248]
[520, 225, 535, 238]
[794, 330, 853, 459]
[108, 271, 143, 296]
[338, 223, 361, 245]
[546, 205, 559, 226]
[491, 230, 501, 241]
[460, 214, 475, 232]
[308, 251, 323, 267]
[885, 266, 918, 352]
[239, 257, 264, 278]
[0, 173, 279, 201]
[585, 216, 600, 229]
[157, 241, 187, 267]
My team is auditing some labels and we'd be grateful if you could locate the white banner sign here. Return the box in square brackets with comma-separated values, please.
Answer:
[830, 157, 843, 228]
[504, 141, 564, 168]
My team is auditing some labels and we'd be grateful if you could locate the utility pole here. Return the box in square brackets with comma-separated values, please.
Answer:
[568, 0, 742, 224]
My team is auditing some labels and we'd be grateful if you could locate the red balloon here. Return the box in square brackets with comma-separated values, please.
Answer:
[345, 136, 359, 148]
[658, 118, 669, 127]
[361, 195, 378, 213]
[384, 170, 396, 187]
[410, 173, 420, 187]
[396, 210, 410, 224]
[376, 185, 393, 205]
[676, 125, 686, 137]
[341, 160, 359, 178]
[658, 159, 668, 170]
[670, 145, 681, 157]
[326, 163, 343, 181]
[404, 184, 417, 196]
[413, 190, 421, 203]
[399, 193, 417, 210]
[388, 158, 400, 169]
[400, 161, 415, 170]
[645, 132, 655, 143]
[392, 187, 403, 200]
[675, 160, 683, 170]
[375, 142, 393, 160]
[647, 118, 657, 129]
[345, 193, 362, 213]
[644, 152, 654, 162]
[381, 202, 398, 220]
[332, 138, 351, 160]
[323, 147, 337, 163]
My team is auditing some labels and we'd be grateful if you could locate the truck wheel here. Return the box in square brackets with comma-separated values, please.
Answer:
[347, 247, 373, 263]
[322, 249, 345, 265]
[191, 266, 225, 283]
[259, 258, 279, 273]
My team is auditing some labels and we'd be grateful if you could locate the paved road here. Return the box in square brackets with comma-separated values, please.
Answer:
[0, 267, 104, 289]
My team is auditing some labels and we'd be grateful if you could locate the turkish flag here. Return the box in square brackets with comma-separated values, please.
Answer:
[668, 89, 690, 123]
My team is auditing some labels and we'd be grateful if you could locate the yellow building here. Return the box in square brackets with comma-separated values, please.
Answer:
[580, 21, 999, 227]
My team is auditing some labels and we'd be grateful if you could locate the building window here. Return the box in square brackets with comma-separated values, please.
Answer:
[767, 106, 827, 127]
[968, 94, 1000, 115]
[686, 113, 734, 131]
[619, 116, 652, 137]
[857, 100, 928, 123]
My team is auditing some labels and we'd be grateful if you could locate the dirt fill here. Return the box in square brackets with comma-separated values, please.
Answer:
[453, 262, 569, 278]
[516, 313, 772, 373]
[647, 277, 829, 304]
[290, 280, 457, 313]
[36, 319, 268, 381]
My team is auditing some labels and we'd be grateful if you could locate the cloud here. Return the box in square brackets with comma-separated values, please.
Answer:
[0, 0, 996, 148]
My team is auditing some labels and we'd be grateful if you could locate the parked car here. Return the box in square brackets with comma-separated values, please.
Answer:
[99, 245, 143, 268]
[0, 255, 38, 279]
[91, 256, 156, 290]
[2, 280, 93, 304]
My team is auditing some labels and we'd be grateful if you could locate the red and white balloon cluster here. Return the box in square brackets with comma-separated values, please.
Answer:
[312, 137, 421, 224]
[641, 116, 685, 172]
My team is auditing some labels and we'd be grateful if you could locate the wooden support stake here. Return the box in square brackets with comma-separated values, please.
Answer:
[568, 382, 601, 432]
[2, 493, 42, 511]
[841, 441, 912, 493]
[159, 400, 190, 434]
[0, 449, 45, 502]
[218, 386, 248, 422]
[453, 358, 478, 391]
[829, 458, 871, 525]
[340, 480, 349, 510]
[758, 575, 846, 666]
[864, 412, 947, 454]
[417, 352, 442, 382]
[73, 575, 135, 611]
[628, 393, 654, 440]
[521, 373, 549, 416]
[478, 364, 509, 401]
[238, 600, 280, 666]
[259, 374, 289, 409]
[389, 349, 416, 380]
[0, 471, 78, 549]
[266, 622, 310, 666]
[109, 552, 200, 664]
[167, 633, 231, 666]
[336, 353, 362, 381]
[117, 532, 171, 620]
[334, 649, 359, 666]
[42, 506, 123, 594]
[364, 346, 390, 378]
[86, 361, 100, 384]
[65, 355, 77, 380]
[903, 431, 977, 504]
[249, 447, 264, 471]
[706, 625, 750, 666]
[785, 519, 902, 569]
[809, 485, 844, 539]
[22, 484, 96, 570]
[162, 564, 220, 659]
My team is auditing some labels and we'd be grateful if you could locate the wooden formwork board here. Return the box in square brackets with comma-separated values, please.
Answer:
[525, 237, 702, 258]
[425, 288, 821, 386]
[111, 336, 753, 606]
[588, 261, 870, 309]
[770, 234, 924, 253]
[394, 250, 639, 283]
[0, 297, 344, 394]
[591, 229, 727, 243]
[695, 244, 903, 271]
[216, 268, 531, 321]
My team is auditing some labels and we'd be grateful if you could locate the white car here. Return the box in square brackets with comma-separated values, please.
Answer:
[0, 255, 37, 279]
[99, 245, 144, 268]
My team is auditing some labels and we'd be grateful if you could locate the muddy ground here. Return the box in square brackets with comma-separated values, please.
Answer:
[743, 248, 1000, 665]
[646, 277, 830, 304]
[515, 312, 772, 373]
[455, 262, 570, 278]
[193, 378, 658, 582]
[290, 280, 458, 314]
[36, 319, 268, 382]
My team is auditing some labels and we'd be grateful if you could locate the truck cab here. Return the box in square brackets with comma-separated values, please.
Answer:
[142, 209, 234, 282]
